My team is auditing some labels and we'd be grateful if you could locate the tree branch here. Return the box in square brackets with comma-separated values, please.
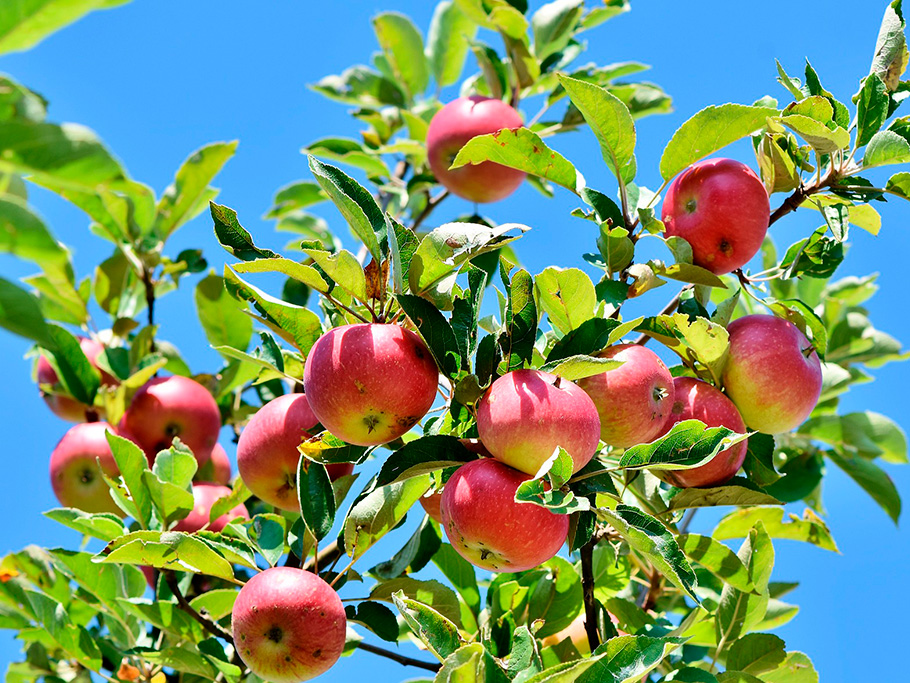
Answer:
[303, 539, 343, 573]
[411, 189, 449, 232]
[164, 571, 234, 643]
[357, 641, 441, 672]
[632, 291, 684, 346]
[580, 539, 601, 653]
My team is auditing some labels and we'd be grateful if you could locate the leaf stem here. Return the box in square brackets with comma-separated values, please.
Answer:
[357, 641, 441, 672]
[580, 539, 601, 653]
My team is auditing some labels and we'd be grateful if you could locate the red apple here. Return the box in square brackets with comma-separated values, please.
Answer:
[426, 96, 526, 203]
[232, 566, 346, 682]
[37, 337, 117, 422]
[237, 393, 354, 511]
[196, 443, 232, 485]
[576, 344, 676, 450]
[722, 314, 823, 434]
[49, 422, 122, 515]
[419, 439, 490, 522]
[662, 158, 770, 274]
[476, 370, 600, 475]
[440, 458, 569, 572]
[656, 377, 748, 488]
[120, 376, 221, 465]
[303, 324, 439, 447]
[173, 483, 250, 533]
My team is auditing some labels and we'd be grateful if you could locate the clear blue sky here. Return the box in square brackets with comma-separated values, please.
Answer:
[0, 1, 907, 680]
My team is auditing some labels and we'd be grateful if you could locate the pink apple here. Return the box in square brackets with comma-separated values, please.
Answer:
[49, 422, 122, 515]
[722, 314, 823, 434]
[303, 324, 439, 447]
[237, 393, 354, 511]
[196, 443, 232, 485]
[426, 96, 526, 203]
[476, 369, 600, 475]
[662, 158, 770, 274]
[37, 337, 117, 422]
[419, 439, 490, 522]
[577, 344, 676, 450]
[173, 483, 250, 533]
[656, 377, 748, 488]
[232, 566, 346, 682]
[120, 376, 221, 465]
[440, 458, 569, 572]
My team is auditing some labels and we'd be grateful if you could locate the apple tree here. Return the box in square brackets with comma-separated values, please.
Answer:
[0, 1, 907, 682]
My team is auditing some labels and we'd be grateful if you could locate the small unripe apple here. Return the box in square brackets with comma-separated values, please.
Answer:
[722, 314, 823, 433]
[441, 458, 569, 572]
[37, 337, 117, 422]
[237, 393, 354, 511]
[49, 422, 122, 515]
[426, 96, 526, 203]
[576, 344, 676, 450]
[656, 377, 748, 488]
[120, 376, 221, 465]
[303, 324, 439, 447]
[195, 443, 232, 485]
[476, 369, 600, 475]
[540, 612, 625, 654]
[232, 566, 346, 682]
[662, 158, 770, 274]
[173, 483, 250, 533]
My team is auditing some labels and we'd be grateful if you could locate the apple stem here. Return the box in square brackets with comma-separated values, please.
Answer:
[357, 641, 441, 672]
[579, 540, 602, 653]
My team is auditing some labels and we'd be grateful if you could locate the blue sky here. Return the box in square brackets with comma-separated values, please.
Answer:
[0, 1, 907, 680]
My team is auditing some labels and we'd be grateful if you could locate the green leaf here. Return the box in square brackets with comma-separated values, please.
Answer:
[310, 65, 406, 108]
[396, 293, 462, 377]
[450, 127, 584, 194]
[0, 274, 53, 345]
[392, 590, 463, 661]
[863, 129, 910, 167]
[43, 508, 127, 543]
[856, 75, 890, 147]
[0, 197, 70, 275]
[595, 505, 699, 601]
[308, 155, 386, 262]
[371, 515, 441, 580]
[668, 483, 781, 511]
[558, 74, 636, 183]
[373, 12, 429, 97]
[828, 449, 901, 523]
[345, 601, 400, 642]
[619, 419, 746, 471]
[232, 257, 330, 295]
[678, 534, 754, 593]
[194, 274, 253, 355]
[296, 458, 336, 540]
[189, 589, 238, 621]
[156, 141, 236, 238]
[538, 354, 623, 381]
[635, 313, 730, 383]
[761, 651, 819, 683]
[715, 523, 773, 646]
[798, 411, 907, 463]
[265, 180, 327, 218]
[304, 137, 391, 178]
[532, 0, 584, 61]
[302, 248, 367, 302]
[433, 543, 481, 619]
[535, 267, 596, 334]
[0, 0, 131, 55]
[713, 507, 838, 552]
[436, 642, 507, 682]
[579, 635, 687, 683]
[660, 104, 773, 181]
[870, 0, 908, 91]
[210, 202, 279, 260]
[344, 475, 430, 560]
[427, 1, 477, 88]
[105, 431, 153, 527]
[500, 266, 537, 371]
[773, 115, 849, 154]
[42, 324, 101, 405]
[545, 317, 625, 362]
[726, 634, 786, 676]
[371, 577, 462, 626]
[99, 530, 238, 582]
[249, 514, 287, 567]
[375, 435, 476, 486]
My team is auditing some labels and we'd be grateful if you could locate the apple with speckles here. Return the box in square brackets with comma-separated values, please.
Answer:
[237, 393, 354, 511]
[427, 96, 526, 203]
[303, 324, 439, 447]
[656, 377, 748, 488]
[662, 158, 769, 274]
[722, 314, 823, 434]
[441, 458, 568, 572]
[232, 566, 346, 683]
[119, 376, 221, 465]
[477, 369, 600, 475]
[173, 483, 249, 533]
[49, 422, 122, 515]
[576, 344, 675, 450]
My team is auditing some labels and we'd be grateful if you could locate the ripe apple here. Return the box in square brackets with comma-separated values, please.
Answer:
[661, 158, 770, 274]
[49, 422, 122, 515]
[419, 439, 490, 522]
[237, 394, 353, 512]
[195, 443, 232, 485]
[173, 483, 250, 533]
[37, 337, 117, 422]
[303, 324, 439, 447]
[722, 314, 823, 433]
[476, 369, 600, 475]
[232, 566, 346, 683]
[120, 376, 221, 465]
[656, 377, 748, 488]
[576, 344, 676, 450]
[440, 458, 569, 572]
[426, 96, 526, 203]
